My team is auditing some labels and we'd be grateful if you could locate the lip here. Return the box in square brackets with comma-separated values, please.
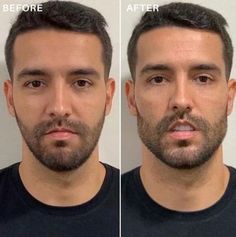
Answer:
[168, 120, 198, 140]
[168, 120, 196, 132]
[45, 128, 76, 134]
[168, 130, 198, 140]
[45, 128, 77, 140]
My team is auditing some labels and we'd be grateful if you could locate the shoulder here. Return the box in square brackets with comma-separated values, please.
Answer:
[102, 163, 119, 194]
[228, 166, 236, 184]
[0, 163, 18, 183]
[121, 167, 140, 193]
[228, 166, 236, 173]
[122, 167, 140, 182]
[103, 163, 119, 179]
[0, 163, 19, 198]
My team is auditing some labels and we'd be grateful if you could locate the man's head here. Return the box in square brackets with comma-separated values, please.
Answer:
[126, 2, 236, 169]
[4, 1, 115, 172]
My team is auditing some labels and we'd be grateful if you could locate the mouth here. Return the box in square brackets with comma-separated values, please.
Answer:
[45, 128, 77, 140]
[168, 120, 198, 140]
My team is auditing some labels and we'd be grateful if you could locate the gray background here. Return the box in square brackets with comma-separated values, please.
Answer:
[121, 0, 236, 173]
[0, 0, 119, 169]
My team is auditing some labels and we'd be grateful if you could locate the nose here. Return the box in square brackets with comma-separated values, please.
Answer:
[169, 76, 193, 113]
[46, 80, 72, 118]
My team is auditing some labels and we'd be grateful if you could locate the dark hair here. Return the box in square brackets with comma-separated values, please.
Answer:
[128, 2, 233, 79]
[5, 1, 112, 78]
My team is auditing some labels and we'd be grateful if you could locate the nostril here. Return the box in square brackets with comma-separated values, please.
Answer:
[173, 105, 178, 111]
[49, 112, 56, 118]
[185, 107, 191, 112]
[172, 106, 192, 117]
[49, 112, 70, 119]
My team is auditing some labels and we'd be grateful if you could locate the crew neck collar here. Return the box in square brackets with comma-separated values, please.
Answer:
[11, 162, 114, 216]
[132, 166, 236, 222]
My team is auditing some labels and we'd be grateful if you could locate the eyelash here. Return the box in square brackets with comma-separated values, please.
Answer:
[23, 79, 93, 89]
[24, 80, 45, 88]
[73, 79, 92, 88]
[194, 75, 213, 84]
[147, 76, 168, 85]
[147, 74, 214, 85]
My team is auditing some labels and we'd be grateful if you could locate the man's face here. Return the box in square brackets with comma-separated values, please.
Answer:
[5, 29, 114, 171]
[126, 27, 236, 169]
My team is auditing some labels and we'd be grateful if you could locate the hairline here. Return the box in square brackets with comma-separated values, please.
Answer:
[9, 27, 110, 81]
[131, 25, 230, 81]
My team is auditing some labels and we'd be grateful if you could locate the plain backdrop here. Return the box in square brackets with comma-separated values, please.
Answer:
[0, 0, 119, 169]
[121, 0, 236, 173]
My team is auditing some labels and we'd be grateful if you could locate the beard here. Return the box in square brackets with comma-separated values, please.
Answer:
[15, 112, 105, 172]
[137, 108, 227, 169]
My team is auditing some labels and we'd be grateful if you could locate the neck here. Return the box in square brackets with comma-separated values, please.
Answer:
[19, 144, 105, 206]
[141, 145, 229, 212]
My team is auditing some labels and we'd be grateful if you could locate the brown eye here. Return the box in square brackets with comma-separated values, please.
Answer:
[152, 76, 164, 83]
[31, 81, 42, 87]
[25, 80, 45, 88]
[74, 80, 91, 88]
[149, 76, 166, 85]
[199, 76, 208, 82]
[196, 75, 212, 84]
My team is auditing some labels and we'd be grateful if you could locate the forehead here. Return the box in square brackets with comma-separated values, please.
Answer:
[13, 29, 104, 76]
[136, 26, 225, 74]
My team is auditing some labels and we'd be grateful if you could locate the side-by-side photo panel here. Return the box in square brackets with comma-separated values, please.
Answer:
[0, 1, 119, 236]
[121, 0, 236, 236]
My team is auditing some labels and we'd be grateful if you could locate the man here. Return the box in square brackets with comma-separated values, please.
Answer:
[122, 2, 236, 236]
[1, 1, 118, 236]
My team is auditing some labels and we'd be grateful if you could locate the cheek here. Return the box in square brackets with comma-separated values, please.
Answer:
[74, 91, 107, 123]
[13, 93, 45, 120]
[196, 92, 228, 122]
[135, 88, 167, 122]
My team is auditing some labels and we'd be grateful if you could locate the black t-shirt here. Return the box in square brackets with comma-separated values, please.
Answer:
[122, 166, 236, 237]
[0, 163, 119, 237]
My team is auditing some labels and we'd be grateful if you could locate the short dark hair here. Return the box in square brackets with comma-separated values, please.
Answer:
[128, 2, 233, 79]
[5, 1, 112, 79]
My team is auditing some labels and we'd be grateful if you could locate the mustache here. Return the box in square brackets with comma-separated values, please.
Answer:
[155, 108, 210, 135]
[33, 117, 90, 138]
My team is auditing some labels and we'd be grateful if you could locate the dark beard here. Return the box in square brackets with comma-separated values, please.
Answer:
[15, 114, 105, 172]
[137, 108, 227, 169]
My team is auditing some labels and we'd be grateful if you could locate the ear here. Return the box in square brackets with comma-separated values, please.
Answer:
[105, 78, 115, 115]
[125, 80, 137, 116]
[4, 80, 15, 117]
[227, 79, 236, 116]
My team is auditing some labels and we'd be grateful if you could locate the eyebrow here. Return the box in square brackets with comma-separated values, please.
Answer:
[16, 67, 100, 80]
[140, 64, 171, 76]
[68, 68, 100, 78]
[17, 69, 48, 80]
[190, 64, 222, 75]
[140, 63, 222, 76]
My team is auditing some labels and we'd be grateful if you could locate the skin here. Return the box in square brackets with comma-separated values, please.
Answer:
[4, 29, 115, 206]
[126, 26, 236, 211]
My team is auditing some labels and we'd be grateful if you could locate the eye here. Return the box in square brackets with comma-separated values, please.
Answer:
[74, 79, 92, 88]
[149, 76, 167, 85]
[195, 75, 212, 84]
[25, 80, 45, 88]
